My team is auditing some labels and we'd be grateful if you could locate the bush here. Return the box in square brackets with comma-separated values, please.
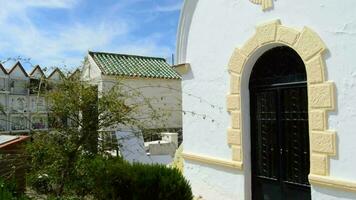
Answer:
[0, 178, 29, 200]
[29, 173, 51, 194]
[0, 178, 15, 200]
[132, 163, 193, 200]
[82, 156, 193, 200]
[28, 153, 193, 199]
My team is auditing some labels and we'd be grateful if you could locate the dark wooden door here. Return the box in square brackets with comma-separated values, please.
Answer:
[250, 84, 311, 200]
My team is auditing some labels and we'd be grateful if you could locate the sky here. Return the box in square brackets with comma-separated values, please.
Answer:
[0, 0, 183, 72]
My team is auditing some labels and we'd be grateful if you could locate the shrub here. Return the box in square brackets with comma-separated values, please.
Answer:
[132, 163, 193, 200]
[83, 156, 193, 200]
[29, 173, 51, 194]
[28, 153, 193, 199]
[0, 178, 15, 200]
[0, 178, 29, 200]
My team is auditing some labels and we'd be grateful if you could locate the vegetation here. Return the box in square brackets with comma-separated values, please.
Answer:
[25, 75, 192, 199]
[0, 58, 197, 199]
[75, 156, 193, 200]
[0, 178, 29, 200]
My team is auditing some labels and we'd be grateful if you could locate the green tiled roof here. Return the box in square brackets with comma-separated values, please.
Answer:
[89, 51, 181, 79]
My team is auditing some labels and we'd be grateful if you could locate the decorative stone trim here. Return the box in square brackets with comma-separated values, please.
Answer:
[249, 0, 273, 11]
[227, 19, 338, 185]
[227, 128, 241, 145]
[309, 174, 356, 192]
[182, 151, 243, 170]
[310, 153, 328, 176]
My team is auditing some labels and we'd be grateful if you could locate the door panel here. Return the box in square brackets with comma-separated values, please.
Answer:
[251, 85, 311, 200]
[254, 90, 279, 179]
[281, 87, 310, 186]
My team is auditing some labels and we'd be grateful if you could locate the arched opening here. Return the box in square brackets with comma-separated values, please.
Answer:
[249, 46, 311, 200]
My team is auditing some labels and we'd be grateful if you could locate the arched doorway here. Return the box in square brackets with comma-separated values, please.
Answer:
[249, 46, 311, 200]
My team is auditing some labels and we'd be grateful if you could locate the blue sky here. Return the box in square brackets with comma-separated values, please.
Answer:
[0, 0, 182, 72]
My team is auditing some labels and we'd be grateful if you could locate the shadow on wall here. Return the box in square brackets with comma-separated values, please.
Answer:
[312, 185, 356, 200]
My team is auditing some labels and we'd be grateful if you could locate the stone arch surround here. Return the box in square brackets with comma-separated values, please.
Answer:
[227, 20, 337, 183]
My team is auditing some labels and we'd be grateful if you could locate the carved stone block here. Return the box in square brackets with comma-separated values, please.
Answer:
[231, 145, 242, 161]
[311, 153, 328, 176]
[227, 128, 241, 145]
[309, 83, 335, 110]
[231, 111, 241, 129]
[226, 95, 240, 111]
[228, 49, 246, 74]
[309, 110, 326, 131]
[311, 131, 336, 155]
[241, 36, 260, 57]
[230, 74, 240, 94]
[256, 20, 280, 45]
[276, 26, 300, 46]
[306, 56, 325, 84]
[294, 27, 326, 61]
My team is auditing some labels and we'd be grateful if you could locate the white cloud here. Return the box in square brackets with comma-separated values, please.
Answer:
[0, 0, 78, 9]
[115, 41, 172, 59]
[23, 0, 79, 9]
[0, 0, 129, 68]
[0, 0, 78, 21]
[0, 1, 177, 69]
[154, 2, 182, 12]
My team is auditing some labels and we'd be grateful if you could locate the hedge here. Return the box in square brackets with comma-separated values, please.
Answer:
[76, 156, 193, 200]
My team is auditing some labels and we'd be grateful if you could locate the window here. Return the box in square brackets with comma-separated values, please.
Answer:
[11, 79, 28, 94]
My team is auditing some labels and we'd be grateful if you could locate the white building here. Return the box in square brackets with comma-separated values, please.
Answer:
[82, 51, 182, 136]
[177, 1, 356, 200]
[0, 62, 64, 135]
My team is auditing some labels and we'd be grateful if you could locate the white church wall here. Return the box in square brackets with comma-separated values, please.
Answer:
[185, 161, 245, 200]
[179, 0, 356, 199]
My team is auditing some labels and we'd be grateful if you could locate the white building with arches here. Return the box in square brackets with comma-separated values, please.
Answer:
[177, 1, 356, 199]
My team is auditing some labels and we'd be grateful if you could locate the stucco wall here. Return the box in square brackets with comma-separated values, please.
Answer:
[179, 0, 356, 199]
[101, 77, 182, 130]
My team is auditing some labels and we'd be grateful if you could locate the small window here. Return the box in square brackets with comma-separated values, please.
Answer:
[11, 80, 28, 94]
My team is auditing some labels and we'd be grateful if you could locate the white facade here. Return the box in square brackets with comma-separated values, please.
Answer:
[178, 1, 356, 199]
[0, 63, 63, 134]
[82, 53, 182, 131]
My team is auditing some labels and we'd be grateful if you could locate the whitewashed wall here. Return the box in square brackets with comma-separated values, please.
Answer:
[82, 58, 182, 130]
[101, 77, 182, 130]
[178, 0, 356, 199]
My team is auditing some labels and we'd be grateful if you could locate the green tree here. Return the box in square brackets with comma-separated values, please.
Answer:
[27, 75, 162, 197]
